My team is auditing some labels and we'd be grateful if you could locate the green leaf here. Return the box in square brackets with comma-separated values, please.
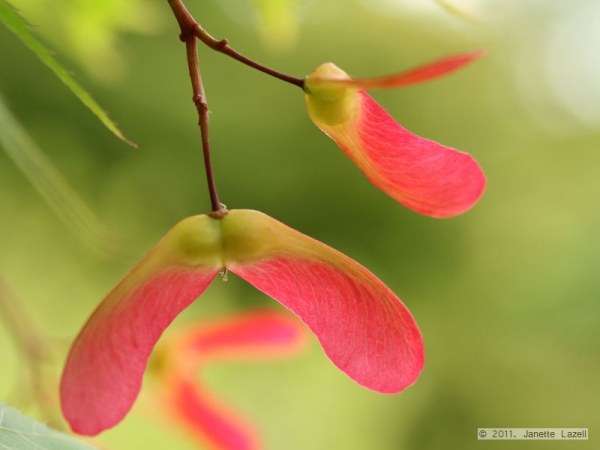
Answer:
[0, 0, 136, 147]
[0, 404, 98, 450]
[0, 93, 119, 257]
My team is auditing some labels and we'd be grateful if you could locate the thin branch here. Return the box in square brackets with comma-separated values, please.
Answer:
[167, 0, 305, 88]
[185, 38, 222, 213]
[193, 25, 305, 88]
[168, 0, 223, 213]
[167, 0, 305, 213]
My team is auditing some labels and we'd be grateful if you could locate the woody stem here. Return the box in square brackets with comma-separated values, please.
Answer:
[192, 25, 305, 88]
[167, 0, 306, 212]
[167, 0, 304, 88]
[168, 0, 223, 212]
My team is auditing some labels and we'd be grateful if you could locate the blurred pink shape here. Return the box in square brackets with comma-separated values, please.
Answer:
[155, 310, 308, 450]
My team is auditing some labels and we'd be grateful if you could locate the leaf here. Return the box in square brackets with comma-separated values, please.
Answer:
[0, 0, 135, 147]
[0, 404, 97, 450]
[0, 93, 119, 257]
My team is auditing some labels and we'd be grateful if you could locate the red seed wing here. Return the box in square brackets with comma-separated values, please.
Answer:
[353, 91, 486, 217]
[225, 211, 424, 394]
[60, 216, 222, 435]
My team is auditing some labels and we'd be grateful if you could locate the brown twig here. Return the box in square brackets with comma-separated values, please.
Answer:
[192, 25, 305, 88]
[167, 0, 304, 88]
[166, 0, 305, 213]
[168, 0, 223, 213]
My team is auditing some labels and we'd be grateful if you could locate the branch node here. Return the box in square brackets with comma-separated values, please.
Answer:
[208, 208, 229, 219]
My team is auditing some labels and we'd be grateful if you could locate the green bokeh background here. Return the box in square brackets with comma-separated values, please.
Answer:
[1, 0, 598, 449]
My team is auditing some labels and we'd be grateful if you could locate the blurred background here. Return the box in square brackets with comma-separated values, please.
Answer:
[1, 0, 599, 449]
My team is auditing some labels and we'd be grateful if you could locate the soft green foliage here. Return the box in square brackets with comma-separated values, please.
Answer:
[0, 404, 97, 450]
[7, 0, 164, 83]
[0, 0, 134, 146]
[0, 94, 115, 256]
